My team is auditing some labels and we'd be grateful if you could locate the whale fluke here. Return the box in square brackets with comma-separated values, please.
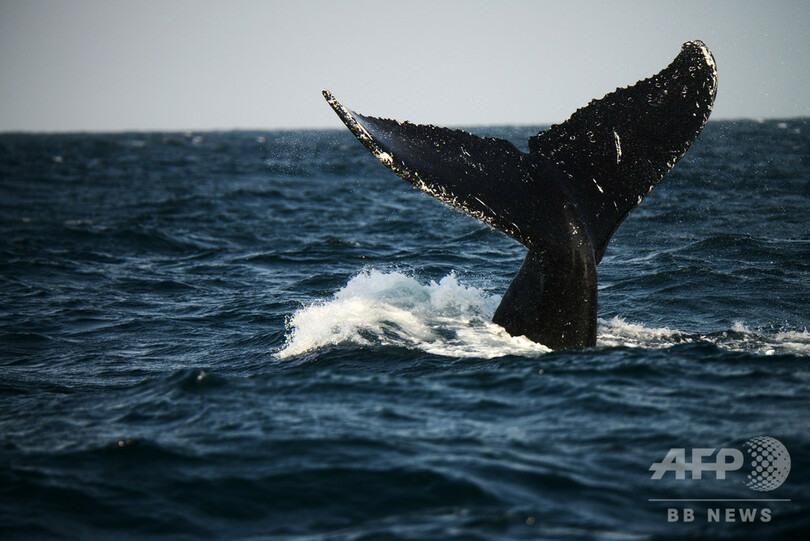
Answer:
[323, 41, 717, 349]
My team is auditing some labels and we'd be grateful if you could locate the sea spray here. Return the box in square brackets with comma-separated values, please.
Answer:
[277, 270, 548, 359]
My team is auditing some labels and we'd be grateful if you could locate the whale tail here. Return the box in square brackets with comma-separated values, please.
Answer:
[323, 41, 717, 349]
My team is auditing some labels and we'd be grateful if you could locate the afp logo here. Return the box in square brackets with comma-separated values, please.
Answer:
[650, 436, 790, 491]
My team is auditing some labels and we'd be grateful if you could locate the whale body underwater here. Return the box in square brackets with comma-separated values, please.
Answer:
[323, 41, 718, 350]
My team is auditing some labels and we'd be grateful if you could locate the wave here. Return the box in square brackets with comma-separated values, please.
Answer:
[277, 270, 548, 359]
[277, 270, 809, 359]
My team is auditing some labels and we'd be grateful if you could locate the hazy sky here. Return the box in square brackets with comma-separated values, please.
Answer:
[1, 0, 808, 132]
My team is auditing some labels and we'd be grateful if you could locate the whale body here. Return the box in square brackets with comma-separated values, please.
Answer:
[323, 41, 717, 349]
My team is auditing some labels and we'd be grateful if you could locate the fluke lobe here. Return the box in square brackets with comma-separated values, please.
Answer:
[323, 41, 717, 349]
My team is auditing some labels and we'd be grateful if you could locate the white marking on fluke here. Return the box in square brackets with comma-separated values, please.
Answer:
[613, 130, 622, 164]
[695, 41, 716, 71]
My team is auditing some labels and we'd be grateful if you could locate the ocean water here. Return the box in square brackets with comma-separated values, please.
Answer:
[1, 120, 808, 539]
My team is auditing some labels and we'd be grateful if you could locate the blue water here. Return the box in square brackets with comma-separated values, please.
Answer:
[1, 121, 808, 539]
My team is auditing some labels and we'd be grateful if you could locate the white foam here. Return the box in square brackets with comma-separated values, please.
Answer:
[598, 317, 810, 356]
[276, 270, 549, 359]
[725, 323, 810, 356]
[276, 270, 810, 359]
[596, 316, 687, 348]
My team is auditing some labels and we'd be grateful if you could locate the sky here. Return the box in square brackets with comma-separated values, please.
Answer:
[1, 0, 808, 132]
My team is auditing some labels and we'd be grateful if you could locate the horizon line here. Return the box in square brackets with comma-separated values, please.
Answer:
[1, 116, 808, 136]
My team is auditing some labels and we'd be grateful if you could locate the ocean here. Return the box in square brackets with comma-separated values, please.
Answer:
[1, 120, 808, 539]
